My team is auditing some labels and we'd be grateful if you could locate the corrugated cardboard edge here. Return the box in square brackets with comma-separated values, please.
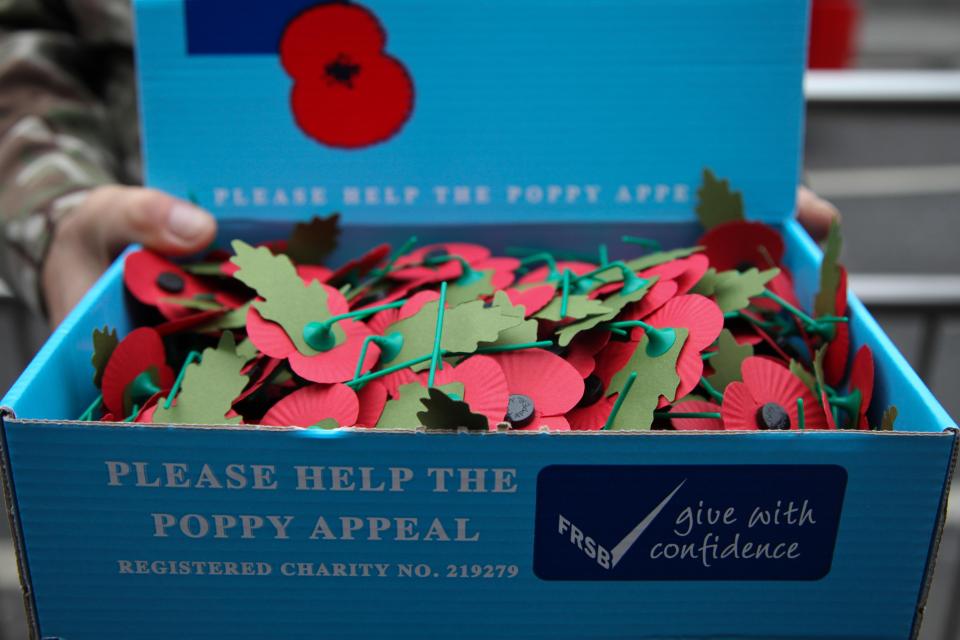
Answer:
[910, 426, 959, 640]
[0, 406, 40, 640]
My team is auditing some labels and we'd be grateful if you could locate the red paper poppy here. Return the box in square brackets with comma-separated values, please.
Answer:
[490, 349, 584, 431]
[565, 329, 611, 378]
[847, 345, 874, 429]
[420, 355, 509, 429]
[260, 384, 359, 428]
[504, 284, 556, 317]
[298, 264, 334, 284]
[367, 290, 439, 335]
[153, 308, 228, 337]
[617, 279, 679, 324]
[566, 394, 616, 431]
[329, 243, 391, 284]
[472, 256, 521, 289]
[390, 243, 491, 282]
[642, 294, 724, 405]
[232, 357, 282, 406]
[101, 327, 174, 418]
[124, 250, 219, 319]
[517, 261, 596, 286]
[638, 254, 710, 297]
[355, 379, 389, 427]
[752, 268, 801, 312]
[700, 220, 785, 272]
[721, 356, 828, 430]
[669, 400, 724, 431]
[245, 283, 379, 384]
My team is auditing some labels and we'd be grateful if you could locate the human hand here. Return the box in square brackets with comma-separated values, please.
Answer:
[796, 186, 839, 241]
[42, 186, 217, 327]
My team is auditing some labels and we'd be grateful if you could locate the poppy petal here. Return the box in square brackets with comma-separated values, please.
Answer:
[849, 345, 875, 428]
[288, 320, 379, 384]
[505, 285, 556, 317]
[356, 380, 388, 427]
[670, 400, 724, 431]
[721, 382, 762, 430]
[644, 294, 724, 352]
[246, 305, 295, 358]
[825, 323, 851, 387]
[124, 250, 211, 319]
[428, 355, 510, 429]
[391, 243, 491, 282]
[492, 349, 585, 415]
[330, 243, 391, 283]
[700, 220, 785, 272]
[261, 384, 360, 428]
[509, 411, 571, 432]
[567, 394, 616, 431]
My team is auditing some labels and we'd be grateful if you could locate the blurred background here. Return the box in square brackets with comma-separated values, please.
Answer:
[0, 0, 959, 637]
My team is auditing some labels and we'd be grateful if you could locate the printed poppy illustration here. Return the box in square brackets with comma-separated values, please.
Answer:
[280, 3, 414, 149]
[722, 356, 828, 430]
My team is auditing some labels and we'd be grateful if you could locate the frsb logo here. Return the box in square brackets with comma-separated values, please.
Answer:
[533, 465, 846, 581]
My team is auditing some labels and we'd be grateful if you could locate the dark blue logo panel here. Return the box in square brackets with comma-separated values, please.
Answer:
[185, 0, 327, 54]
[534, 465, 846, 581]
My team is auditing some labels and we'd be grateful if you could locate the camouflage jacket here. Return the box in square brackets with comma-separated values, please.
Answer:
[0, 0, 139, 314]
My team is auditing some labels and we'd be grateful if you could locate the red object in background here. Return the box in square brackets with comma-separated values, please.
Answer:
[808, 0, 860, 69]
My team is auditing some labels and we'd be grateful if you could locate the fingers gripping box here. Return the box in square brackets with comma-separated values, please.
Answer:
[1, 1, 956, 638]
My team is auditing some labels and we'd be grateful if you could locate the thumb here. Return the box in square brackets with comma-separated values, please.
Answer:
[92, 186, 217, 257]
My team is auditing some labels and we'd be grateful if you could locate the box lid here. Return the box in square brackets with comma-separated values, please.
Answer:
[134, 0, 810, 224]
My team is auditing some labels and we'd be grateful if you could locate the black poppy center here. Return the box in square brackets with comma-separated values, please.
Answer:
[757, 402, 791, 430]
[155, 271, 185, 294]
[505, 394, 535, 427]
[577, 375, 604, 408]
[325, 53, 361, 88]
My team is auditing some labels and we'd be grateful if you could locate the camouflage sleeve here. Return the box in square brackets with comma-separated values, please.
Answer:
[0, 0, 136, 315]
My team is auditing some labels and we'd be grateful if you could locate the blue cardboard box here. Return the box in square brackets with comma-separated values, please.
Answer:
[1, 1, 957, 638]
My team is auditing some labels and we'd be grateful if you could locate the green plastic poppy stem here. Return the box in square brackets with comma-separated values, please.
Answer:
[621, 235, 662, 252]
[346, 354, 434, 390]
[574, 261, 648, 295]
[123, 404, 140, 423]
[517, 252, 560, 280]
[798, 397, 805, 431]
[163, 350, 202, 410]
[598, 244, 609, 266]
[427, 282, 448, 388]
[656, 411, 723, 420]
[472, 340, 554, 355]
[304, 298, 409, 352]
[761, 291, 848, 336]
[79, 393, 103, 421]
[700, 376, 725, 403]
[701, 351, 718, 360]
[346, 235, 419, 301]
[560, 269, 572, 319]
[606, 320, 677, 357]
[603, 371, 638, 431]
[352, 333, 405, 381]
[724, 310, 779, 331]
[425, 255, 483, 285]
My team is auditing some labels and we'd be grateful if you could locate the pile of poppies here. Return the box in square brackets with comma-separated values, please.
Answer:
[80, 170, 896, 432]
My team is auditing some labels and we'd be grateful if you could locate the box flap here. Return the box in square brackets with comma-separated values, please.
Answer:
[135, 0, 809, 224]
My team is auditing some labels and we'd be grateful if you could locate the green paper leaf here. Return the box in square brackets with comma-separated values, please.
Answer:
[706, 329, 753, 392]
[153, 333, 249, 425]
[789, 359, 818, 395]
[695, 168, 745, 230]
[626, 246, 704, 273]
[376, 381, 465, 429]
[91, 326, 118, 389]
[479, 291, 538, 347]
[230, 240, 341, 355]
[286, 213, 341, 265]
[386, 299, 525, 371]
[236, 337, 259, 362]
[606, 329, 689, 430]
[417, 388, 489, 431]
[194, 301, 252, 332]
[534, 294, 610, 322]
[690, 268, 719, 297]
[814, 219, 843, 318]
[710, 268, 780, 313]
[446, 270, 496, 307]
[879, 406, 898, 431]
[555, 277, 657, 347]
